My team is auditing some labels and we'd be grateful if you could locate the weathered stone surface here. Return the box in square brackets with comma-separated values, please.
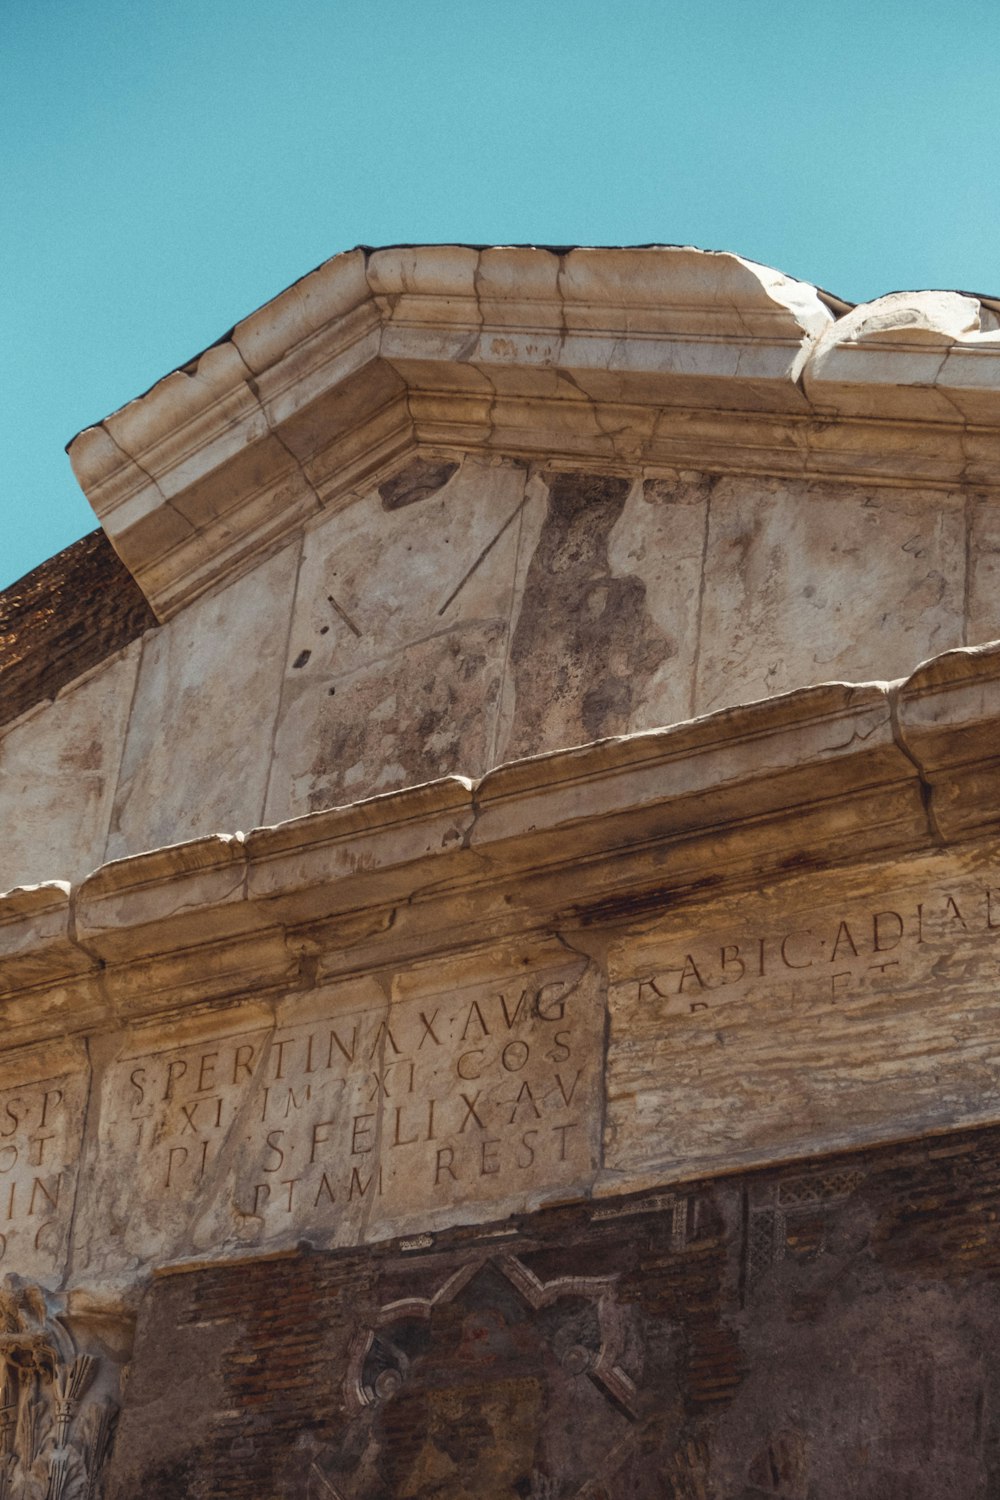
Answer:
[265, 456, 528, 819]
[968, 493, 1000, 643]
[65, 245, 840, 621]
[0, 643, 141, 892]
[498, 472, 701, 758]
[603, 841, 1000, 1189]
[0, 1040, 89, 1285]
[692, 475, 966, 714]
[894, 639, 1000, 842]
[16, 239, 1000, 1500]
[7, 807, 1000, 1290]
[74, 943, 601, 1280]
[105, 540, 299, 861]
[804, 288, 1000, 424]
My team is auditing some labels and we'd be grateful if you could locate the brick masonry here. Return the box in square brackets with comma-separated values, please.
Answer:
[0, 529, 154, 731]
[106, 1121, 1000, 1500]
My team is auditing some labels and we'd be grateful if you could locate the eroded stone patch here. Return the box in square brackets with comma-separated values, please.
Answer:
[501, 472, 667, 759]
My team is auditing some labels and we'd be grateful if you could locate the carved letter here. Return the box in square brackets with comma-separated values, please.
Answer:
[282, 1086, 312, 1116]
[349, 1166, 382, 1199]
[233, 1043, 256, 1082]
[328, 1025, 358, 1066]
[781, 934, 815, 970]
[418, 1010, 443, 1048]
[480, 1139, 501, 1175]
[460, 1001, 491, 1041]
[263, 1130, 285, 1172]
[459, 1092, 485, 1132]
[499, 990, 529, 1030]
[369, 1022, 402, 1057]
[945, 895, 968, 930]
[28, 1178, 59, 1216]
[309, 1119, 336, 1164]
[509, 1081, 541, 1124]
[434, 1147, 457, 1184]
[830, 921, 859, 961]
[196, 1053, 218, 1092]
[677, 956, 705, 993]
[0, 1099, 23, 1138]
[163, 1059, 187, 1102]
[552, 1121, 579, 1161]
[872, 910, 904, 952]
[720, 944, 746, 982]
[553, 1069, 583, 1107]
[536, 981, 569, 1021]
[314, 1173, 336, 1207]
[501, 1041, 530, 1072]
[546, 1030, 571, 1065]
[392, 1106, 418, 1147]
[128, 1069, 147, 1111]
[39, 1089, 63, 1129]
[272, 1038, 294, 1081]
[165, 1146, 188, 1188]
[351, 1114, 375, 1154]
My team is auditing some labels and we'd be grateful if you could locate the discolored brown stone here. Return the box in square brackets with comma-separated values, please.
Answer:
[379, 459, 460, 511]
[502, 472, 667, 759]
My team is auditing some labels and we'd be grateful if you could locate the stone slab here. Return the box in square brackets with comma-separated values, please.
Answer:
[105, 540, 300, 861]
[265, 455, 528, 821]
[0, 1041, 89, 1286]
[74, 943, 603, 1279]
[604, 841, 1000, 1189]
[0, 643, 141, 892]
[967, 494, 1000, 645]
[693, 476, 966, 715]
[496, 471, 707, 760]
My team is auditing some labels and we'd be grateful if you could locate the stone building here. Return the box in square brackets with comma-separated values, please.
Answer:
[2, 243, 1000, 1497]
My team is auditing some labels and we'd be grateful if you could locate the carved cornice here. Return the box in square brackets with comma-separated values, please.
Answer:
[66, 245, 1000, 621]
[2, 636, 998, 1047]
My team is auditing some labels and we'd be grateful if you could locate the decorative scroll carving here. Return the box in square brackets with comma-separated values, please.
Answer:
[0, 1280, 120, 1500]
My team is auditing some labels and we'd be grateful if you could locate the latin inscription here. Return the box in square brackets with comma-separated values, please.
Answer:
[627, 880, 1000, 1013]
[0, 1069, 85, 1279]
[606, 857, 1000, 1179]
[93, 957, 602, 1263]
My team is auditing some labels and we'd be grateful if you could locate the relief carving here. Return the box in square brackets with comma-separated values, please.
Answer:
[0, 1280, 122, 1500]
[346, 1255, 638, 1420]
[310, 1254, 643, 1499]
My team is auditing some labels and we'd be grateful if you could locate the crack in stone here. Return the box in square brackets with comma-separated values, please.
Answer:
[886, 676, 946, 846]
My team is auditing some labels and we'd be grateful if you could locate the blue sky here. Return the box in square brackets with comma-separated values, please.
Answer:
[4, 0, 1000, 590]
